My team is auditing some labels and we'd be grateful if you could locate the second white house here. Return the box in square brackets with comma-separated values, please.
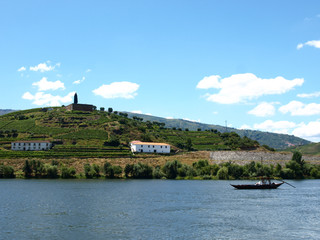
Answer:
[130, 141, 170, 153]
[11, 141, 52, 151]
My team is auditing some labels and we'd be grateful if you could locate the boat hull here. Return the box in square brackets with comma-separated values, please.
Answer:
[231, 183, 283, 189]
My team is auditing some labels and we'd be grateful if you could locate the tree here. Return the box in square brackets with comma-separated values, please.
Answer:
[112, 165, 123, 178]
[103, 161, 112, 177]
[61, 165, 76, 178]
[132, 163, 153, 179]
[124, 164, 133, 178]
[292, 151, 304, 166]
[162, 160, 182, 179]
[217, 167, 229, 180]
[186, 138, 193, 151]
[23, 160, 32, 178]
[0, 164, 15, 178]
[108, 108, 113, 113]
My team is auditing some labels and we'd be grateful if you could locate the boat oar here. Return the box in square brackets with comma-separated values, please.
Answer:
[280, 180, 296, 188]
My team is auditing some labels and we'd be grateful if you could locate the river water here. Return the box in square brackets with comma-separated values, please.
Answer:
[0, 179, 319, 240]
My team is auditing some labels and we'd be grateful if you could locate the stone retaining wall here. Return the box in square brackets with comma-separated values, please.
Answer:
[210, 151, 320, 165]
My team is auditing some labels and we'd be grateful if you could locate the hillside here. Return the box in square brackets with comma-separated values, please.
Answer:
[0, 107, 261, 159]
[284, 142, 320, 156]
[126, 112, 310, 149]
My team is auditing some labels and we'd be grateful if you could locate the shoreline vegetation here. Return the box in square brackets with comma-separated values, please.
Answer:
[1, 151, 320, 180]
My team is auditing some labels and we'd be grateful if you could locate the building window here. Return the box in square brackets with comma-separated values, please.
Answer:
[148, 145, 150, 148]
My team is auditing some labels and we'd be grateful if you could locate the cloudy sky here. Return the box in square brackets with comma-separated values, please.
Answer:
[1, 0, 320, 142]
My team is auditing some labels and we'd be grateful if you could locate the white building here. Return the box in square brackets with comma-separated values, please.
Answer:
[130, 141, 170, 154]
[11, 141, 52, 151]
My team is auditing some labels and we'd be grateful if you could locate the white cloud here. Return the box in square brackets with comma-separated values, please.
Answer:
[22, 92, 34, 100]
[297, 40, 320, 50]
[131, 110, 142, 114]
[22, 91, 74, 106]
[86, 69, 92, 73]
[297, 91, 320, 98]
[248, 102, 276, 117]
[292, 120, 320, 142]
[32, 77, 65, 91]
[253, 120, 297, 134]
[182, 118, 201, 123]
[197, 73, 304, 104]
[297, 43, 304, 50]
[73, 80, 81, 85]
[239, 124, 252, 130]
[279, 101, 320, 116]
[196, 75, 221, 89]
[73, 77, 85, 85]
[93, 81, 139, 99]
[166, 117, 174, 119]
[18, 66, 26, 72]
[30, 62, 59, 72]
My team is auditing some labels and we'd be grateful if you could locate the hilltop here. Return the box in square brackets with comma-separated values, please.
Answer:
[126, 112, 310, 149]
[0, 107, 261, 159]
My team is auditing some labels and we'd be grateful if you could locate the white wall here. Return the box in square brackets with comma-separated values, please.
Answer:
[11, 142, 52, 151]
[131, 143, 170, 153]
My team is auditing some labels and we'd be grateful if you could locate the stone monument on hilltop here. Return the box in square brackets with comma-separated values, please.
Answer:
[74, 92, 78, 104]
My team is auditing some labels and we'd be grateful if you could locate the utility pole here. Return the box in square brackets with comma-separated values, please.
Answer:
[225, 120, 228, 133]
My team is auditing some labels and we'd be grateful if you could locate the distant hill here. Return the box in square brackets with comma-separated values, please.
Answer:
[0, 109, 16, 116]
[125, 112, 311, 150]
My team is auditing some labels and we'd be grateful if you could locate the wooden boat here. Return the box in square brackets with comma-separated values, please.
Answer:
[231, 178, 284, 189]
[231, 182, 283, 189]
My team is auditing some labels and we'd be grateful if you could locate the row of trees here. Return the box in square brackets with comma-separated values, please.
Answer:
[1, 152, 319, 179]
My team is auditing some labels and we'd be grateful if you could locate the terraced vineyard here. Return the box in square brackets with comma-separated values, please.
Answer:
[0, 107, 261, 159]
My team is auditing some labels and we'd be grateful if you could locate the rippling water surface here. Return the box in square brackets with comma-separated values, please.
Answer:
[1, 179, 319, 239]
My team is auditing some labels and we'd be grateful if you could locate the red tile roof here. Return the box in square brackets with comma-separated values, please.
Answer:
[130, 141, 170, 146]
[12, 140, 51, 143]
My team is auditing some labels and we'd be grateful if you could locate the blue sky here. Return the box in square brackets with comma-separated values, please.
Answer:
[1, 0, 320, 142]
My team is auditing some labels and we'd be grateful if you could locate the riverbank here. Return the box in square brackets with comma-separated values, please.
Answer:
[1, 151, 320, 180]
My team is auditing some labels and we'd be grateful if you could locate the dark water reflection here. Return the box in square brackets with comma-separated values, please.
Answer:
[0, 179, 319, 239]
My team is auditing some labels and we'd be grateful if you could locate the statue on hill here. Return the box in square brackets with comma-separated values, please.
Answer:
[74, 93, 78, 104]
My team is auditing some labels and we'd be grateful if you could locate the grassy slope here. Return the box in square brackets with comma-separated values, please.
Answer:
[284, 143, 320, 156]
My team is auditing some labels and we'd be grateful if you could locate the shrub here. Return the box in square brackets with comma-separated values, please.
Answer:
[162, 160, 182, 179]
[217, 167, 229, 180]
[0, 164, 15, 178]
[61, 165, 76, 178]
[44, 164, 59, 178]
[124, 164, 133, 178]
[23, 160, 32, 178]
[153, 166, 165, 179]
[84, 163, 99, 179]
[132, 163, 153, 179]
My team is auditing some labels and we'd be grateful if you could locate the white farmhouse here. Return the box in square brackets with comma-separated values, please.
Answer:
[11, 141, 52, 151]
[130, 141, 170, 154]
